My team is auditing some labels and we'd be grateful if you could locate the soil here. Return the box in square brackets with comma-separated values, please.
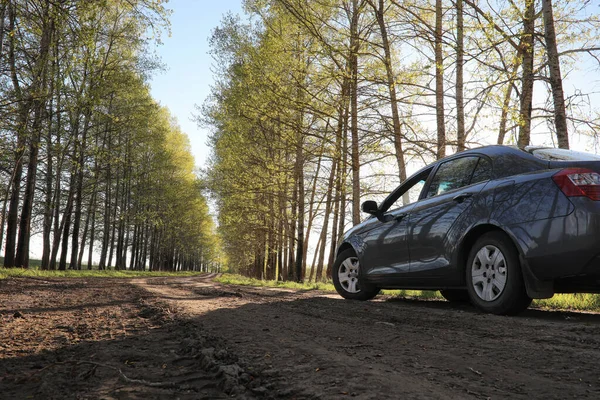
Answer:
[1, 274, 600, 399]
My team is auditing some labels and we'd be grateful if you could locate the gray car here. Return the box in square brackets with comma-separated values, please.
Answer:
[332, 145, 600, 314]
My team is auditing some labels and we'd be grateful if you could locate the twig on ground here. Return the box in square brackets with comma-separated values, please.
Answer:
[18, 360, 192, 390]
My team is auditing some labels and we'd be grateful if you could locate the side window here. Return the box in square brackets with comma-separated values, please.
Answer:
[382, 168, 432, 212]
[426, 157, 479, 198]
[389, 178, 426, 210]
[470, 157, 492, 184]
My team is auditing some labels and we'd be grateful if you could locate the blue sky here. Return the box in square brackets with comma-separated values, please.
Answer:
[149, 0, 245, 169]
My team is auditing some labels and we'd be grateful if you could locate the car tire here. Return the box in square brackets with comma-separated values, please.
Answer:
[466, 232, 532, 315]
[332, 249, 380, 301]
[439, 289, 470, 303]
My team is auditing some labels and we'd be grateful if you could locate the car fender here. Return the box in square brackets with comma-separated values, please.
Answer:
[458, 220, 554, 299]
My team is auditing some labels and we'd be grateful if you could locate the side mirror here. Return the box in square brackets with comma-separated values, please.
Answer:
[361, 200, 379, 215]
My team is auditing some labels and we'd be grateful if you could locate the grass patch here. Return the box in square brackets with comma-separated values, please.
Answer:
[533, 294, 600, 312]
[216, 274, 439, 298]
[384, 289, 443, 299]
[0, 268, 206, 280]
[215, 273, 336, 291]
[217, 274, 600, 312]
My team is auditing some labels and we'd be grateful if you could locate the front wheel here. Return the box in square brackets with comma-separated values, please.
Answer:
[332, 249, 380, 301]
[466, 232, 532, 315]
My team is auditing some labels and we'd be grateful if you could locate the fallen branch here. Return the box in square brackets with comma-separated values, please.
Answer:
[19, 360, 192, 390]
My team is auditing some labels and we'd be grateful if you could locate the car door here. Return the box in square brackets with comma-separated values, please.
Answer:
[407, 156, 492, 281]
[361, 169, 431, 281]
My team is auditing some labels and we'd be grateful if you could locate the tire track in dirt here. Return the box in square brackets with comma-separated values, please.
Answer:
[134, 275, 600, 399]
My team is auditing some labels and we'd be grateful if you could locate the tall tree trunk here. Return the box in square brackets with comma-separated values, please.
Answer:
[327, 120, 348, 279]
[86, 192, 97, 270]
[129, 224, 138, 270]
[15, 3, 54, 269]
[286, 149, 296, 281]
[49, 155, 63, 271]
[301, 139, 325, 276]
[293, 119, 305, 282]
[349, 0, 361, 225]
[140, 221, 150, 270]
[518, 0, 536, 148]
[98, 169, 111, 269]
[4, 4, 26, 268]
[0, 180, 10, 254]
[41, 45, 58, 270]
[107, 172, 120, 269]
[371, 0, 407, 184]
[315, 154, 337, 282]
[435, 0, 446, 159]
[498, 81, 515, 144]
[456, 0, 466, 151]
[69, 113, 91, 269]
[78, 188, 96, 269]
[15, 128, 40, 269]
[58, 162, 77, 271]
[0, 2, 7, 63]
[542, 0, 569, 149]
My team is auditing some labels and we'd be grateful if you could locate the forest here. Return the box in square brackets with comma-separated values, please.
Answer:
[202, 0, 600, 281]
[1, 0, 600, 279]
[0, 0, 219, 271]
[4, 2, 600, 399]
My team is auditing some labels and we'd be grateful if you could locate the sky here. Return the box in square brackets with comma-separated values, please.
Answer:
[149, 0, 246, 169]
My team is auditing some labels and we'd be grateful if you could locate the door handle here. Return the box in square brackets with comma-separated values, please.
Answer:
[452, 193, 473, 203]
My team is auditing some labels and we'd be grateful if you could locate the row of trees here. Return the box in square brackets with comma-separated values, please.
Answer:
[0, 0, 220, 271]
[202, 0, 600, 281]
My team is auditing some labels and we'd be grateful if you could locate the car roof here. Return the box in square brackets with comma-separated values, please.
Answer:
[406, 145, 545, 181]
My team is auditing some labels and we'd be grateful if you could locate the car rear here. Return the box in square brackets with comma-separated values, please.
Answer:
[526, 148, 600, 292]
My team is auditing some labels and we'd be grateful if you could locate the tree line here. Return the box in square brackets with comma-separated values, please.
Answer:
[202, 0, 600, 281]
[0, 0, 220, 271]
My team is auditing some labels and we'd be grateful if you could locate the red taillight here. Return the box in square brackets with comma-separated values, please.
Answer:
[552, 168, 600, 200]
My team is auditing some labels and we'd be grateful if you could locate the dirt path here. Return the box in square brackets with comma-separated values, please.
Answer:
[2, 274, 600, 399]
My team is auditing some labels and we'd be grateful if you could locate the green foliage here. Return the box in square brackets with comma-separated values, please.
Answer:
[203, 0, 600, 286]
[0, 268, 205, 280]
[0, 0, 220, 272]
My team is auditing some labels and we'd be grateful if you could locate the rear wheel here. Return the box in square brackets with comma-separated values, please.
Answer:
[466, 232, 532, 315]
[332, 249, 380, 301]
[439, 289, 470, 303]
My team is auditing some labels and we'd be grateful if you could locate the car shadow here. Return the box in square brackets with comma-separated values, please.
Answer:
[384, 294, 600, 323]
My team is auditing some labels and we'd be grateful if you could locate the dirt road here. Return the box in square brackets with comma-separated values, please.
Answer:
[2, 274, 600, 399]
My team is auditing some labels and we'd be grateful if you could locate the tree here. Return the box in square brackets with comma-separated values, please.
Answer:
[542, 0, 568, 149]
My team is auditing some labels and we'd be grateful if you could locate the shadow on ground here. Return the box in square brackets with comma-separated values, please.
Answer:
[2, 276, 600, 400]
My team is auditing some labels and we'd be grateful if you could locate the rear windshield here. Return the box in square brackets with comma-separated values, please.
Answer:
[530, 148, 600, 161]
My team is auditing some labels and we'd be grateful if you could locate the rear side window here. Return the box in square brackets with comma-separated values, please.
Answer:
[426, 157, 479, 198]
[470, 157, 492, 184]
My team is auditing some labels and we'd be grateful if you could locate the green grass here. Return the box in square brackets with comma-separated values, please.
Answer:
[0, 268, 206, 280]
[216, 273, 600, 312]
[216, 273, 442, 298]
[384, 289, 442, 299]
[533, 293, 600, 312]
[4, 267, 600, 312]
[215, 273, 336, 291]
